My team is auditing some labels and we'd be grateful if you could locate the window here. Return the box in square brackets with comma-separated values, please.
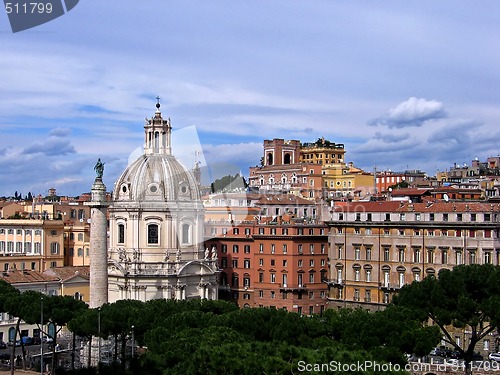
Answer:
[271, 244, 275, 254]
[298, 259, 303, 267]
[259, 258, 264, 266]
[34, 242, 41, 254]
[441, 250, 448, 264]
[398, 249, 405, 262]
[353, 289, 360, 302]
[244, 259, 250, 268]
[469, 250, 476, 264]
[365, 270, 371, 282]
[366, 248, 372, 261]
[259, 244, 264, 253]
[484, 252, 492, 264]
[309, 273, 315, 283]
[233, 245, 239, 253]
[221, 257, 228, 268]
[50, 242, 60, 255]
[427, 249, 434, 264]
[271, 291, 275, 299]
[148, 224, 159, 244]
[282, 228, 288, 235]
[270, 259, 275, 267]
[457, 213, 462, 222]
[321, 244, 326, 254]
[118, 224, 125, 244]
[310, 244, 314, 254]
[298, 244, 303, 254]
[270, 273, 276, 283]
[181, 223, 191, 244]
[259, 290, 264, 298]
[456, 250, 463, 265]
[16, 242, 22, 252]
[232, 259, 238, 268]
[243, 277, 250, 287]
[259, 273, 264, 283]
[24, 242, 31, 253]
[364, 290, 371, 302]
[355, 247, 360, 260]
[245, 228, 251, 236]
[78, 233, 84, 241]
[471, 213, 476, 222]
[398, 272, 405, 287]
[383, 248, 390, 262]
[354, 269, 360, 281]
[429, 213, 434, 221]
[283, 259, 287, 267]
[309, 259, 314, 267]
[283, 244, 287, 254]
[244, 245, 250, 253]
[282, 273, 288, 287]
[233, 228, 239, 235]
[222, 244, 228, 253]
[484, 213, 491, 222]
[413, 249, 420, 263]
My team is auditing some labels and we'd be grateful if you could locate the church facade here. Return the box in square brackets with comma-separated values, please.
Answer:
[106, 100, 218, 303]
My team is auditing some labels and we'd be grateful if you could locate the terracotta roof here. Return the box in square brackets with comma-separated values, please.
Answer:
[390, 188, 431, 196]
[334, 201, 500, 213]
[0, 270, 59, 284]
[44, 266, 90, 281]
[255, 194, 315, 206]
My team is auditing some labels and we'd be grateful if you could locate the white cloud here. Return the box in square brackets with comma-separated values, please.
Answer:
[369, 97, 446, 128]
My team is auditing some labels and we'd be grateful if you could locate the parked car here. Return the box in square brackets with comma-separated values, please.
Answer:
[42, 336, 53, 343]
[489, 352, 500, 362]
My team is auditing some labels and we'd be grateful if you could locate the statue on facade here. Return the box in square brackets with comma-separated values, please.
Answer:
[94, 158, 105, 179]
[204, 247, 210, 260]
[211, 246, 218, 261]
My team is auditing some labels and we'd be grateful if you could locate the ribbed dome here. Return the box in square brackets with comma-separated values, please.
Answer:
[113, 153, 200, 203]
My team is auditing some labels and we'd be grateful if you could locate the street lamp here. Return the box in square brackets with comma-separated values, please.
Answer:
[97, 308, 101, 367]
[131, 325, 135, 358]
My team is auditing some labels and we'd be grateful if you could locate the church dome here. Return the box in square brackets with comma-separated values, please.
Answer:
[112, 99, 200, 205]
[113, 154, 200, 203]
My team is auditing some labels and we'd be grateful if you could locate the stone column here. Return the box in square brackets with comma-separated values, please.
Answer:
[85, 177, 110, 309]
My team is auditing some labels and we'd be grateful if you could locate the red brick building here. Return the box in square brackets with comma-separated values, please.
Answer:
[204, 208, 329, 315]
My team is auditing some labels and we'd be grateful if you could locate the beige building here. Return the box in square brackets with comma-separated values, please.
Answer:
[326, 201, 500, 311]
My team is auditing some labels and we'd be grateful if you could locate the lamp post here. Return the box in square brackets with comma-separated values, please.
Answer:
[40, 296, 43, 375]
[131, 325, 135, 358]
[97, 308, 101, 368]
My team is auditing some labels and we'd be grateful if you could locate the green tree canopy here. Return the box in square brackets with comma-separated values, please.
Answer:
[393, 264, 500, 372]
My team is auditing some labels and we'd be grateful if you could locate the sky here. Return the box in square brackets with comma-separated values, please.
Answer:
[1, 1, 499, 197]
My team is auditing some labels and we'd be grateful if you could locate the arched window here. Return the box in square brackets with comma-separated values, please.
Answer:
[74, 292, 82, 300]
[118, 224, 125, 244]
[267, 152, 273, 165]
[182, 223, 191, 244]
[148, 224, 159, 244]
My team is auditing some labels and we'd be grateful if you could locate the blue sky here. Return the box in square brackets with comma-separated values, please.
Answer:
[1, 1, 499, 197]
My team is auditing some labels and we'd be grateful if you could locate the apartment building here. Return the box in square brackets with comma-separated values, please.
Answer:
[204, 193, 329, 314]
[0, 219, 65, 273]
[326, 201, 500, 311]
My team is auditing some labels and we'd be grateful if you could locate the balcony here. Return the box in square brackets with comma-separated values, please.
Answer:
[327, 279, 344, 288]
[379, 282, 400, 291]
[279, 283, 307, 292]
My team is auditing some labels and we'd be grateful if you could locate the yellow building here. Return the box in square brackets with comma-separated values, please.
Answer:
[299, 138, 346, 165]
[0, 219, 65, 272]
[322, 163, 375, 200]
